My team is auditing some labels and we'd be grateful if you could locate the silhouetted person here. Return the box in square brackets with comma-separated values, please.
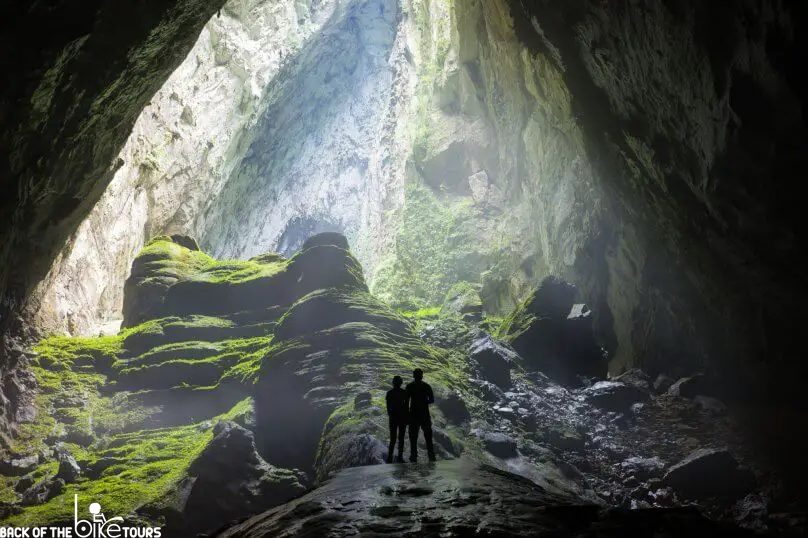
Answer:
[406, 368, 435, 462]
[386, 375, 408, 463]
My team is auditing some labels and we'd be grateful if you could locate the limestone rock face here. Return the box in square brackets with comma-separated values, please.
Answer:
[28, 0, 343, 337]
[0, 0, 226, 450]
[505, 0, 808, 397]
[200, 0, 410, 272]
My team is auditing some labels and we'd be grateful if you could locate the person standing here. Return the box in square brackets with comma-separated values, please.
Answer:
[385, 375, 408, 463]
[406, 368, 436, 462]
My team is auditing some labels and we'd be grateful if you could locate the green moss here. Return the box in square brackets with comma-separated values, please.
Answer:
[135, 238, 287, 287]
[400, 306, 442, 319]
[165, 315, 234, 330]
[219, 336, 274, 386]
[4, 398, 251, 527]
[371, 183, 493, 309]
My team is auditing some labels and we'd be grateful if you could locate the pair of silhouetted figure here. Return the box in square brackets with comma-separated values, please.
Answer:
[385, 368, 435, 463]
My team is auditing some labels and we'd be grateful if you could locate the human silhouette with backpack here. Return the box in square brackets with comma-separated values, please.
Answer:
[406, 368, 435, 462]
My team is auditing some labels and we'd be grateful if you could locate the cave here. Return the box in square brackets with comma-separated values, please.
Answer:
[1, 0, 807, 535]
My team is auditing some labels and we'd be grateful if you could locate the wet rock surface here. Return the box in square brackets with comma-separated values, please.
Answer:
[0, 0, 227, 438]
[215, 459, 750, 537]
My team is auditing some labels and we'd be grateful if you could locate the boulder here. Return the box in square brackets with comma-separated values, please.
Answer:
[653, 374, 675, 393]
[21, 477, 65, 506]
[663, 448, 755, 499]
[612, 369, 652, 392]
[55, 450, 81, 483]
[437, 391, 471, 425]
[176, 421, 306, 535]
[354, 392, 372, 410]
[469, 335, 516, 388]
[668, 374, 711, 398]
[315, 433, 388, 477]
[476, 431, 518, 459]
[582, 381, 649, 412]
[499, 277, 606, 384]
[619, 456, 666, 480]
[0, 454, 38, 476]
[14, 475, 34, 493]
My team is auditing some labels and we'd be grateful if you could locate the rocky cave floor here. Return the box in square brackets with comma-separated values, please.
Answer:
[0, 233, 805, 536]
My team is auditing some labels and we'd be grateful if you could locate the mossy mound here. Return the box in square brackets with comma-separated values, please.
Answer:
[256, 286, 478, 481]
[3, 233, 372, 530]
[122, 235, 365, 326]
[4, 233, 504, 530]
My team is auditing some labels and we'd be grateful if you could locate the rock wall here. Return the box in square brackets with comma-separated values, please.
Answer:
[504, 0, 808, 395]
[28, 0, 342, 337]
[0, 0, 226, 443]
[199, 0, 412, 272]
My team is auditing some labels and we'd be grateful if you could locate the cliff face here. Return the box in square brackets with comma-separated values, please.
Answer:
[28, 0, 343, 337]
[0, 0, 226, 447]
[504, 0, 808, 393]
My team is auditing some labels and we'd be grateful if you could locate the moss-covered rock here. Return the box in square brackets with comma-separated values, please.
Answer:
[441, 281, 483, 321]
[123, 234, 366, 326]
[4, 235, 371, 530]
[255, 285, 476, 481]
[5, 232, 533, 530]
[371, 183, 497, 310]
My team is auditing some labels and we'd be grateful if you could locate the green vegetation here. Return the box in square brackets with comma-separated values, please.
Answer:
[371, 182, 492, 309]
[496, 288, 538, 341]
[4, 400, 252, 527]
[400, 306, 442, 319]
[132, 235, 288, 289]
